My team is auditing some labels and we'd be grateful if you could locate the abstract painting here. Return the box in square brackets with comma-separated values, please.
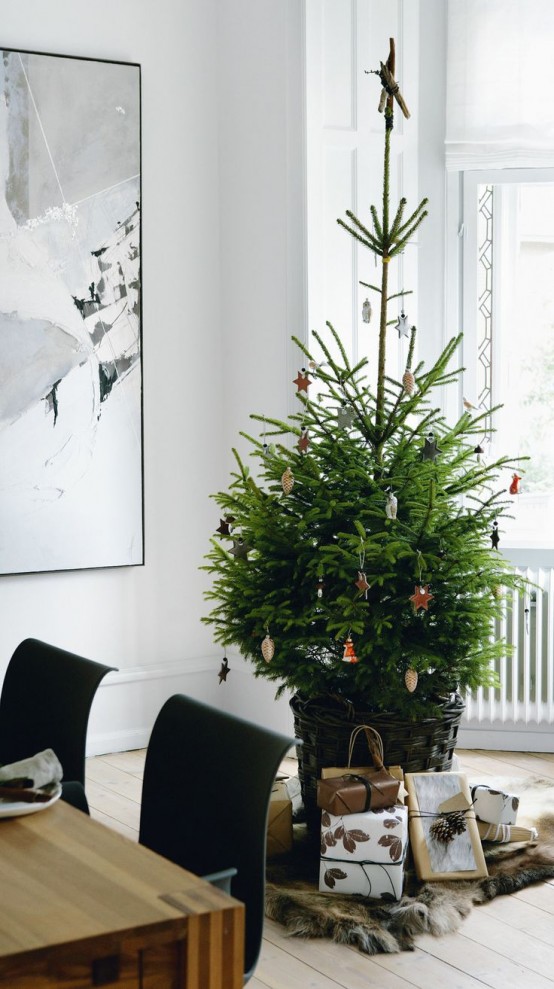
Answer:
[0, 49, 142, 575]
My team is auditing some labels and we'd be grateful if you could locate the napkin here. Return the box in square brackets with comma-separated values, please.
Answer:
[0, 749, 63, 788]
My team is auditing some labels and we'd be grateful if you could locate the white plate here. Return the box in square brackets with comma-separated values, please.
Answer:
[0, 783, 62, 819]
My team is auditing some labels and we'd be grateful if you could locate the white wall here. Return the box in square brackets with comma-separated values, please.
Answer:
[0, 0, 305, 750]
[0, 1, 445, 752]
[213, 0, 306, 736]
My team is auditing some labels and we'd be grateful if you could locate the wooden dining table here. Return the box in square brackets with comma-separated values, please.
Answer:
[0, 797, 244, 988]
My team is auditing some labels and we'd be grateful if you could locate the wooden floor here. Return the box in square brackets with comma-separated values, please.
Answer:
[86, 749, 554, 988]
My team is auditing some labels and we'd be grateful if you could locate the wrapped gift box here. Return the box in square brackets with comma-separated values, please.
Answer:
[477, 820, 537, 843]
[405, 772, 488, 881]
[319, 856, 404, 900]
[281, 774, 302, 815]
[471, 784, 519, 826]
[320, 803, 408, 864]
[266, 781, 293, 857]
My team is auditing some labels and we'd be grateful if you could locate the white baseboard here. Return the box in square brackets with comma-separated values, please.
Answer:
[86, 655, 221, 756]
[458, 723, 554, 753]
[85, 653, 295, 756]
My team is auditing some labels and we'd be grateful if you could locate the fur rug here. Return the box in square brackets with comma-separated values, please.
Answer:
[265, 776, 554, 955]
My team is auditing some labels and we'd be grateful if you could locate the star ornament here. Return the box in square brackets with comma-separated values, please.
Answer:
[422, 432, 442, 461]
[293, 369, 311, 393]
[395, 311, 411, 339]
[230, 538, 251, 559]
[297, 428, 309, 453]
[410, 584, 434, 612]
[355, 571, 370, 598]
[218, 657, 231, 683]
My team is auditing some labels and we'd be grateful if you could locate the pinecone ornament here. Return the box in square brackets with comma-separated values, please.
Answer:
[261, 634, 275, 663]
[404, 668, 418, 692]
[402, 369, 415, 395]
[281, 466, 294, 495]
[429, 811, 467, 844]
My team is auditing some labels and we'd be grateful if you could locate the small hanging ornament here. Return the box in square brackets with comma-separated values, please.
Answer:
[261, 630, 275, 663]
[410, 584, 434, 612]
[355, 571, 370, 598]
[308, 359, 328, 375]
[429, 810, 468, 844]
[316, 577, 325, 599]
[474, 443, 484, 458]
[402, 369, 415, 395]
[509, 472, 521, 495]
[422, 431, 442, 461]
[491, 584, 503, 600]
[230, 538, 251, 559]
[385, 489, 398, 520]
[404, 668, 418, 693]
[261, 420, 275, 459]
[337, 402, 355, 429]
[216, 516, 234, 536]
[355, 539, 369, 598]
[281, 466, 294, 495]
[293, 368, 311, 393]
[297, 426, 309, 453]
[395, 310, 410, 339]
[342, 635, 359, 664]
[491, 520, 500, 550]
[362, 298, 372, 323]
[218, 656, 231, 683]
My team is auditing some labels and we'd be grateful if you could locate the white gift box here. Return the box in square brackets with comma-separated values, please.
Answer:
[471, 784, 519, 826]
[319, 856, 405, 900]
[320, 804, 408, 864]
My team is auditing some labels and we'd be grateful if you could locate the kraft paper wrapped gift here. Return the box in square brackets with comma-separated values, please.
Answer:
[405, 771, 488, 881]
[477, 820, 537, 843]
[266, 781, 293, 857]
[471, 784, 519, 826]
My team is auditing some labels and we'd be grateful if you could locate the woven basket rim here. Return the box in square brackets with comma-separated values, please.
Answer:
[290, 691, 465, 729]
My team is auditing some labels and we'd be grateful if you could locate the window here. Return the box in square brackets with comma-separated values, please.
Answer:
[459, 169, 554, 551]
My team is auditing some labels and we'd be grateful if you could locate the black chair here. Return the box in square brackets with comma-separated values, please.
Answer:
[139, 694, 296, 984]
[0, 638, 115, 808]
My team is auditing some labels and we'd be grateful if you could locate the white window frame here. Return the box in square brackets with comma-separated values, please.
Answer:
[446, 167, 554, 568]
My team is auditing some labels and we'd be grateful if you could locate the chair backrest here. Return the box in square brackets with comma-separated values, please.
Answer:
[139, 693, 296, 983]
[0, 638, 115, 785]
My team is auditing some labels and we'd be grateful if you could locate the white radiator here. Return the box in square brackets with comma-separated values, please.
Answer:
[458, 568, 554, 752]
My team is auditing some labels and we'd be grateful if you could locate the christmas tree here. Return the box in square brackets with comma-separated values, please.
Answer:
[202, 41, 526, 721]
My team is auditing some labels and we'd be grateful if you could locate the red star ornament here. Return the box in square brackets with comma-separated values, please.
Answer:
[355, 571, 370, 597]
[297, 429, 309, 453]
[293, 369, 311, 392]
[410, 584, 434, 612]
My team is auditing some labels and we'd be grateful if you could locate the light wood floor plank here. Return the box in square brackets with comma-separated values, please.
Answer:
[414, 930, 554, 988]
[98, 749, 146, 776]
[263, 918, 419, 988]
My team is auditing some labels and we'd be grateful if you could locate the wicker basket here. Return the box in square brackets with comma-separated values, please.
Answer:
[290, 692, 465, 831]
